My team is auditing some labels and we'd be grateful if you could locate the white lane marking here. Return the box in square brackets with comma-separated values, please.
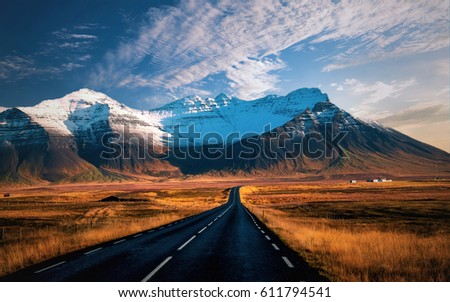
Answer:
[272, 243, 280, 250]
[141, 256, 172, 282]
[257, 227, 261, 230]
[265, 235, 271, 241]
[34, 261, 66, 274]
[113, 239, 126, 245]
[261, 230, 265, 234]
[168, 224, 172, 227]
[159, 227, 165, 230]
[214, 218, 218, 222]
[282, 256, 295, 268]
[133, 233, 143, 238]
[208, 221, 214, 226]
[148, 230, 155, 233]
[177, 235, 196, 251]
[198, 226, 208, 234]
[84, 247, 102, 255]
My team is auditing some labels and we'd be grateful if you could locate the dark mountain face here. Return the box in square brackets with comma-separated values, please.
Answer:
[0, 108, 180, 183]
[0, 90, 448, 183]
[0, 108, 102, 183]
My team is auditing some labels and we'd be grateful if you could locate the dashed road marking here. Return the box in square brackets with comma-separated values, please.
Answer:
[148, 230, 155, 233]
[113, 239, 126, 245]
[208, 221, 214, 226]
[141, 256, 173, 282]
[265, 235, 271, 241]
[34, 261, 66, 274]
[261, 230, 265, 234]
[282, 256, 294, 268]
[177, 235, 196, 251]
[84, 247, 103, 255]
[198, 226, 207, 234]
[272, 243, 280, 250]
[133, 233, 143, 238]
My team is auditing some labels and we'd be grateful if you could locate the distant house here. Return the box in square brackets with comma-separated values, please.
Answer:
[366, 178, 392, 183]
[349, 180, 357, 183]
[378, 178, 392, 182]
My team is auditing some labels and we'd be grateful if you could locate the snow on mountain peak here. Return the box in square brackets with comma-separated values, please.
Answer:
[15, 88, 164, 140]
[286, 87, 326, 98]
[149, 87, 331, 146]
[0, 106, 8, 113]
[3, 87, 336, 147]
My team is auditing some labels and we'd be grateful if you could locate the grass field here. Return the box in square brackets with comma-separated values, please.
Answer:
[0, 188, 228, 277]
[240, 181, 450, 281]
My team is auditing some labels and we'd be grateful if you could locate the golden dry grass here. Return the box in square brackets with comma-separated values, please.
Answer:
[0, 188, 228, 277]
[241, 182, 450, 281]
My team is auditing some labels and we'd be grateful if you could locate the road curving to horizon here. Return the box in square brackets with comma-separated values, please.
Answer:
[2, 187, 327, 282]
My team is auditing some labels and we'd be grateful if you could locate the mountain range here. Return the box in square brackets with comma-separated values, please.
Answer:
[0, 88, 448, 183]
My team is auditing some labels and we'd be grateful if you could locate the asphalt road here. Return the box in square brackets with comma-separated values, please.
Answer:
[2, 187, 327, 282]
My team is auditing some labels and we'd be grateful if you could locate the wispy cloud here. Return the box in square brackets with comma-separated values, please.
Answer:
[343, 78, 417, 105]
[52, 27, 98, 50]
[334, 78, 417, 119]
[0, 55, 84, 81]
[92, 0, 448, 99]
[378, 100, 450, 151]
[379, 100, 449, 128]
[0, 23, 102, 82]
[0, 55, 55, 80]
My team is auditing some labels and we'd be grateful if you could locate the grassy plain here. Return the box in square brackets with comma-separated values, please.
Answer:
[240, 181, 450, 281]
[0, 187, 228, 277]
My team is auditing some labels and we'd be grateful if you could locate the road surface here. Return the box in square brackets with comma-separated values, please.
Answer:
[2, 187, 327, 282]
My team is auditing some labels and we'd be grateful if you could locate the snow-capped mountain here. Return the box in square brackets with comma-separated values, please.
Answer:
[151, 88, 329, 145]
[17, 89, 165, 145]
[0, 88, 448, 183]
[0, 107, 8, 113]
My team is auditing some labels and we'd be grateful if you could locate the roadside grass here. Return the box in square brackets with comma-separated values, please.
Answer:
[240, 182, 450, 281]
[0, 188, 228, 277]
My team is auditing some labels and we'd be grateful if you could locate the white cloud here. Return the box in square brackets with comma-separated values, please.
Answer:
[69, 34, 97, 40]
[51, 27, 99, 51]
[0, 55, 60, 80]
[61, 63, 84, 71]
[226, 57, 285, 99]
[92, 0, 448, 99]
[339, 78, 417, 119]
[344, 78, 416, 105]
[331, 83, 344, 91]
[0, 55, 84, 80]
[78, 55, 92, 62]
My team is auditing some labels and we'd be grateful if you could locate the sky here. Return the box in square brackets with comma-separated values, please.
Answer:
[0, 0, 449, 151]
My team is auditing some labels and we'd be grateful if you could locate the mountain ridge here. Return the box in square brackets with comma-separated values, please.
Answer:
[0, 87, 448, 183]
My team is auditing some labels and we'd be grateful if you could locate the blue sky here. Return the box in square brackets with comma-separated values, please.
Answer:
[0, 0, 449, 151]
